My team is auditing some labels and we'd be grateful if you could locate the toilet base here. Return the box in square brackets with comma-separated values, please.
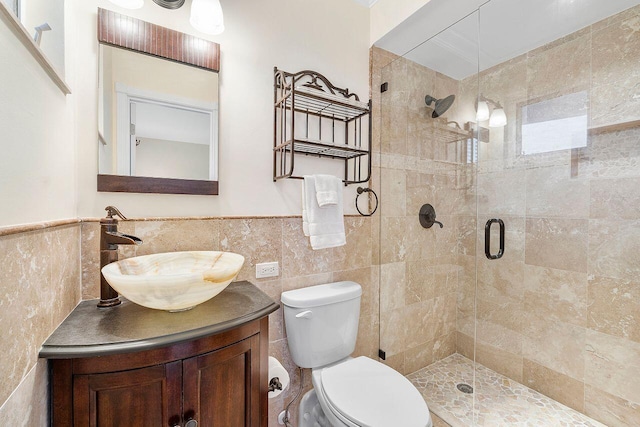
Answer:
[299, 389, 333, 427]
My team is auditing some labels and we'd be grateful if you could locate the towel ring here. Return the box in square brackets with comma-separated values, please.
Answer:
[355, 187, 378, 217]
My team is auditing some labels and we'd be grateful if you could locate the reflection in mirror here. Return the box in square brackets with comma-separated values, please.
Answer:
[98, 44, 218, 181]
[130, 101, 211, 180]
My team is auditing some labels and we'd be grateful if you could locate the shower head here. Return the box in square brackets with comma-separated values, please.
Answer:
[425, 94, 455, 118]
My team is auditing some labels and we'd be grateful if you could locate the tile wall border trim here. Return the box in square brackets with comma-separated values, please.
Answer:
[0, 215, 367, 236]
[0, 219, 82, 237]
[81, 214, 364, 222]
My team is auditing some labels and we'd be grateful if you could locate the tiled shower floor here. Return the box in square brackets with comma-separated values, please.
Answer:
[407, 354, 605, 427]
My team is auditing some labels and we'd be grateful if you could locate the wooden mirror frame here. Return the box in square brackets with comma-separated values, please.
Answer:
[97, 8, 220, 195]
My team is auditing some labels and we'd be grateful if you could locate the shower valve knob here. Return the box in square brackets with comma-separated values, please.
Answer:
[419, 204, 443, 229]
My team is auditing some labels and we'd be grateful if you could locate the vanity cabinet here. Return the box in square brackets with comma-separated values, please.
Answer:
[41, 281, 278, 427]
[50, 317, 269, 427]
[73, 362, 182, 426]
[183, 334, 261, 426]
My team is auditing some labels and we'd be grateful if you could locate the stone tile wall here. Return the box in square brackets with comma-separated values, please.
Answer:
[454, 5, 640, 426]
[371, 47, 463, 375]
[0, 224, 81, 423]
[375, 4, 640, 426]
[81, 215, 376, 427]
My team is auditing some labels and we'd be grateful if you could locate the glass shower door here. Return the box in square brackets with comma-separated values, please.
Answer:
[376, 0, 640, 425]
[374, 9, 481, 424]
[473, 1, 640, 425]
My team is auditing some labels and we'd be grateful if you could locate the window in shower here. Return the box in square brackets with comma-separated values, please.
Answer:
[519, 90, 588, 155]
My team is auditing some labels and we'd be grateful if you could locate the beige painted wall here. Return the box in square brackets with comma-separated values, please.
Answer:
[0, 0, 371, 422]
[135, 138, 209, 180]
[102, 45, 218, 105]
[75, 0, 370, 219]
[0, 6, 76, 228]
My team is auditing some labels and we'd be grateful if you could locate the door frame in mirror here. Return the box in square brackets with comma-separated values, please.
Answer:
[114, 83, 218, 179]
[97, 8, 220, 195]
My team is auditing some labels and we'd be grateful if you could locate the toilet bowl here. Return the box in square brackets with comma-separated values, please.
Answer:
[311, 357, 432, 427]
[281, 281, 432, 427]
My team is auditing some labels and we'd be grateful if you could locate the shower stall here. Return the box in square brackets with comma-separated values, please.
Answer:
[374, 0, 640, 425]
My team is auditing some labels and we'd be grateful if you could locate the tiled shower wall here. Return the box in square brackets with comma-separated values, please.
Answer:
[371, 47, 464, 375]
[454, 5, 640, 426]
[81, 215, 377, 427]
[0, 224, 81, 423]
[374, 4, 640, 426]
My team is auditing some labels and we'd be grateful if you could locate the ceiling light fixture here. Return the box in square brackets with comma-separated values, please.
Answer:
[108, 0, 225, 35]
[190, 0, 225, 35]
[152, 0, 185, 9]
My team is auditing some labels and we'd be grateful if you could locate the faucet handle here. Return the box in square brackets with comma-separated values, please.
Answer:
[105, 206, 127, 220]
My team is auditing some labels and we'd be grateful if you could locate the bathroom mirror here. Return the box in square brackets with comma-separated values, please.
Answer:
[97, 8, 220, 195]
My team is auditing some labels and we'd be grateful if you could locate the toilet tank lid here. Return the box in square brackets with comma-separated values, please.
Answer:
[281, 281, 362, 308]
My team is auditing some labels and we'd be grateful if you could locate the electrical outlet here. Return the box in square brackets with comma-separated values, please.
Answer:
[256, 261, 279, 278]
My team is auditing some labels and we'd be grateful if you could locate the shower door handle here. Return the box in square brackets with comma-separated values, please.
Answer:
[484, 219, 505, 260]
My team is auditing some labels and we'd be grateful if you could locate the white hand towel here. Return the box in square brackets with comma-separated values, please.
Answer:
[302, 176, 346, 250]
[314, 174, 340, 207]
[302, 180, 310, 237]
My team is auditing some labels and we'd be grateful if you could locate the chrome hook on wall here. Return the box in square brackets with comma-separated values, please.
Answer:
[418, 204, 443, 228]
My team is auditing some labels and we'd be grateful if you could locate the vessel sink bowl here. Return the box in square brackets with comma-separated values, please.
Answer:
[101, 251, 245, 312]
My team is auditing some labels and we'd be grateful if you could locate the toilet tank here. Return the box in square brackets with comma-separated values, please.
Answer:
[281, 281, 362, 369]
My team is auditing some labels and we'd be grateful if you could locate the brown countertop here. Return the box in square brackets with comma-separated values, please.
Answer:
[39, 280, 279, 359]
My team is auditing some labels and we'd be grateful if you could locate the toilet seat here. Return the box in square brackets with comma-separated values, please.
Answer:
[317, 357, 431, 427]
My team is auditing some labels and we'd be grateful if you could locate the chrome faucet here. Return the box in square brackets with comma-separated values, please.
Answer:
[98, 206, 142, 308]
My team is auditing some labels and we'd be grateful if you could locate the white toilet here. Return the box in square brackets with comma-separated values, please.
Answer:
[281, 281, 433, 427]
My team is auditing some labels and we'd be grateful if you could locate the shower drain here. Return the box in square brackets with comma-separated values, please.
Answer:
[456, 383, 474, 394]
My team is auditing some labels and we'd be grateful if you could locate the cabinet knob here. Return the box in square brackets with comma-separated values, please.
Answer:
[185, 420, 198, 427]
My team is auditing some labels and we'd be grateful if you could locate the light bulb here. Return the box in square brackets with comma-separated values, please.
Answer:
[476, 100, 490, 121]
[489, 108, 507, 127]
[190, 0, 225, 35]
[108, 0, 144, 9]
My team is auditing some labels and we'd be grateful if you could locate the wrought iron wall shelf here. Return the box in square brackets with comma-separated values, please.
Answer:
[274, 68, 371, 184]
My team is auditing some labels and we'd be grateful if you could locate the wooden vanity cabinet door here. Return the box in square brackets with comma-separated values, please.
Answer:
[73, 361, 182, 427]
[182, 334, 261, 426]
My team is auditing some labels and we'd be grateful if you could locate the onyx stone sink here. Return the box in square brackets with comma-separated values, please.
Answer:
[101, 251, 245, 312]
